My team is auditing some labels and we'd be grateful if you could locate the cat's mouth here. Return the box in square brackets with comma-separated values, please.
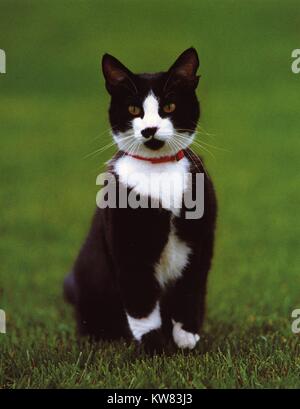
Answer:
[143, 139, 165, 150]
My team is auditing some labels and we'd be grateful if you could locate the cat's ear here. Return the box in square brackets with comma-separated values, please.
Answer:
[102, 54, 136, 94]
[165, 48, 200, 90]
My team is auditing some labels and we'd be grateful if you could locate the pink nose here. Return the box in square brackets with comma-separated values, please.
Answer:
[141, 127, 158, 139]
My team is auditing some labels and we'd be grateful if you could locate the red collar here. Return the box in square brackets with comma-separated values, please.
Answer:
[123, 150, 185, 164]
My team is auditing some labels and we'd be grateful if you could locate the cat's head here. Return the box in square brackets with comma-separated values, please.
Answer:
[102, 48, 200, 158]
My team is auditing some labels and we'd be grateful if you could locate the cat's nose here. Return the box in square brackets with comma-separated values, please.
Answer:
[141, 127, 158, 139]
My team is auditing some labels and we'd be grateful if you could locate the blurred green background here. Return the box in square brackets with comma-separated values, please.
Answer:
[0, 0, 299, 388]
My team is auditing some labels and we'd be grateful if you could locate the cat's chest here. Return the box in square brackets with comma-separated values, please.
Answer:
[114, 156, 190, 216]
[114, 155, 192, 287]
[154, 219, 191, 287]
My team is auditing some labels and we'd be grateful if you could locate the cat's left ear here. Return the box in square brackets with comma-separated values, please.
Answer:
[166, 47, 200, 89]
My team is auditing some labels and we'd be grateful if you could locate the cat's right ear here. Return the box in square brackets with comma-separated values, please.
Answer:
[102, 54, 135, 94]
[165, 48, 200, 91]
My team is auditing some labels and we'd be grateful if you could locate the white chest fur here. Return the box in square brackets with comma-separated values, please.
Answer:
[155, 221, 191, 287]
[114, 155, 192, 287]
[114, 155, 190, 216]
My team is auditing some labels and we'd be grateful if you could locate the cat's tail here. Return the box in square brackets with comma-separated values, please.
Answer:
[63, 271, 78, 305]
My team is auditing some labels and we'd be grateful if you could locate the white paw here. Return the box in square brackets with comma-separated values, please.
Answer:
[126, 303, 161, 341]
[172, 320, 200, 350]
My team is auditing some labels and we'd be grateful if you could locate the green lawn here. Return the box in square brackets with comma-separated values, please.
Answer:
[0, 0, 300, 388]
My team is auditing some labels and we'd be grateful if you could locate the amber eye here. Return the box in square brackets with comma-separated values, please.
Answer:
[128, 105, 141, 116]
[163, 103, 176, 114]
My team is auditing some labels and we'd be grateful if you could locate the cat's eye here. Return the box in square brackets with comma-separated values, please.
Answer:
[128, 105, 141, 116]
[163, 103, 176, 114]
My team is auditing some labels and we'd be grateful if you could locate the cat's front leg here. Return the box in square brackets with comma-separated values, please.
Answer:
[109, 206, 170, 352]
[169, 242, 213, 350]
[119, 266, 164, 353]
[126, 301, 164, 353]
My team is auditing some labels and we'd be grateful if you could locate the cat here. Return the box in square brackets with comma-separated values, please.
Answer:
[64, 48, 217, 352]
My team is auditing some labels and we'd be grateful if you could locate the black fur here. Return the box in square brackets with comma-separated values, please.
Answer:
[64, 48, 217, 352]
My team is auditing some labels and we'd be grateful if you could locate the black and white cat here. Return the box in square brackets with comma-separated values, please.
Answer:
[64, 48, 217, 352]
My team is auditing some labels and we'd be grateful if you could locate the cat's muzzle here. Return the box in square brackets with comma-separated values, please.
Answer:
[144, 138, 165, 150]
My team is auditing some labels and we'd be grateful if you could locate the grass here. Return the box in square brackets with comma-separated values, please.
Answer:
[0, 0, 300, 388]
